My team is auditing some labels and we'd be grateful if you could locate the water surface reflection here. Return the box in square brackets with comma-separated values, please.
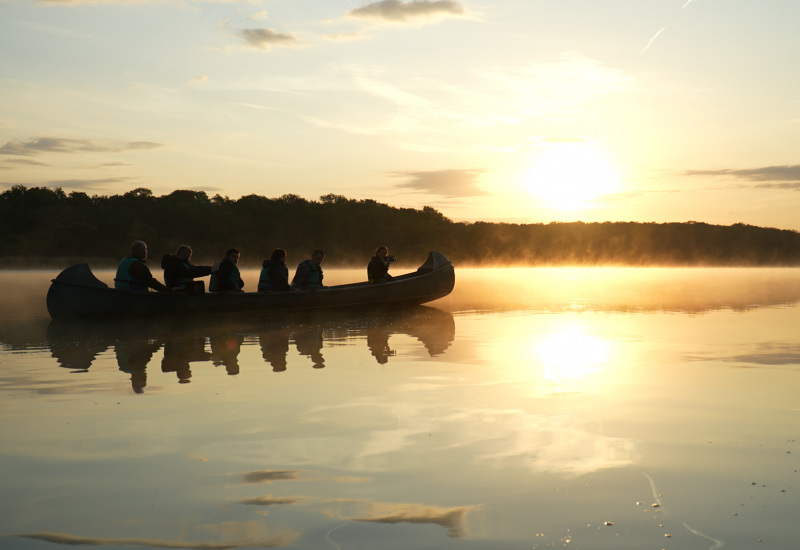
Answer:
[42, 307, 455, 392]
[2, 269, 800, 549]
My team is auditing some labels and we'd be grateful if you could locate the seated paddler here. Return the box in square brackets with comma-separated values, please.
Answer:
[292, 249, 326, 290]
[161, 244, 217, 293]
[115, 240, 173, 292]
[367, 245, 395, 283]
[210, 248, 244, 292]
[258, 248, 295, 292]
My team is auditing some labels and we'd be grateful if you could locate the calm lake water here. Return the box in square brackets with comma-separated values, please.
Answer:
[1, 267, 800, 550]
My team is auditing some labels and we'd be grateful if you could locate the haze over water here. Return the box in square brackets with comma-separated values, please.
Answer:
[1, 267, 800, 549]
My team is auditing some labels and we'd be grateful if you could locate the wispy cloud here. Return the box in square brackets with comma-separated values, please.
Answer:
[346, 0, 469, 24]
[238, 28, 299, 50]
[46, 177, 135, 189]
[0, 137, 162, 156]
[349, 68, 431, 108]
[300, 116, 378, 135]
[32, 0, 133, 4]
[390, 168, 486, 197]
[14, 531, 298, 549]
[322, 500, 478, 538]
[352, 53, 635, 133]
[537, 136, 593, 144]
[476, 52, 637, 100]
[248, 10, 268, 21]
[95, 161, 134, 167]
[323, 30, 373, 42]
[33, 0, 260, 3]
[686, 165, 800, 182]
[241, 469, 300, 484]
[751, 182, 800, 190]
[353, 506, 474, 538]
[4, 158, 49, 166]
[691, 342, 800, 366]
[239, 495, 305, 506]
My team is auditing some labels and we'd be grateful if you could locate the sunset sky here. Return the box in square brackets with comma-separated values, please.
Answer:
[2, 0, 799, 229]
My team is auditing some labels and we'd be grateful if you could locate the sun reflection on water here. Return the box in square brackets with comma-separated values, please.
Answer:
[536, 324, 613, 394]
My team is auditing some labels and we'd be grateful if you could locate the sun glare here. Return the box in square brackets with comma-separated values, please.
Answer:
[537, 325, 612, 393]
[524, 143, 621, 211]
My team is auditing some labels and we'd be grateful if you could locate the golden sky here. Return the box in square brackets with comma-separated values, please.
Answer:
[2, 0, 800, 229]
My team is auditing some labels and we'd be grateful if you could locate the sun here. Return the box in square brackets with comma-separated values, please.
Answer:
[524, 142, 621, 210]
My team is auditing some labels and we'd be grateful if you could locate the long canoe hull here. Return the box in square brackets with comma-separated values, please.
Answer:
[47, 251, 455, 321]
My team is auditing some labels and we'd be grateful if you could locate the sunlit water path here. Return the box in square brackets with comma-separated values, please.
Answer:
[1, 268, 799, 549]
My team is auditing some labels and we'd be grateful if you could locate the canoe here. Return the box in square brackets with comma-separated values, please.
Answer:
[46, 251, 455, 321]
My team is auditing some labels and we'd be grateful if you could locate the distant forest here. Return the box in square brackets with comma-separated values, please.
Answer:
[3, 185, 800, 268]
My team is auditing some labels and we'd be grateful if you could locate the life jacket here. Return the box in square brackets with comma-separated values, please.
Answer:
[258, 260, 289, 291]
[210, 259, 242, 291]
[115, 257, 148, 291]
[299, 259, 323, 289]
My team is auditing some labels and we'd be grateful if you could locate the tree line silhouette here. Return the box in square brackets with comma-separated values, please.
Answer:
[2, 184, 800, 268]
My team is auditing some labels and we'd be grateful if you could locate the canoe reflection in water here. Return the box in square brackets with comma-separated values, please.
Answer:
[46, 306, 455, 392]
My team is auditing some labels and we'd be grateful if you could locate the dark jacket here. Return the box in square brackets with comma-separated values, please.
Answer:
[292, 259, 324, 290]
[210, 258, 244, 292]
[161, 254, 213, 290]
[258, 259, 292, 291]
[368, 256, 393, 283]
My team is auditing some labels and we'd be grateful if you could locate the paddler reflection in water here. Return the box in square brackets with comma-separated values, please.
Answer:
[115, 240, 175, 292]
[161, 337, 212, 384]
[260, 328, 290, 372]
[115, 337, 162, 393]
[210, 333, 244, 375]
[367, 326, 396, 364]
[294, 329, 325, 369]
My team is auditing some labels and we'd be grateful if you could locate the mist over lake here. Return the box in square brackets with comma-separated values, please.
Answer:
[1, 267, 799, 549]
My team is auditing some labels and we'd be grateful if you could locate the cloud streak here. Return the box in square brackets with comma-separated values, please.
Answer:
[0, 137, 162, 156]
[5, 158, 49, 166]
[346, 0, 467, 23]
[686, 165, 800, 182]
[241, 469, 300, 484]
[699, 342, 800, 366]
[238, 28, 299, 50]
[239, 495, 304, 506]
[13, 531, 298, 549]
[351, 505, 474, 538]
[390, 169, 486, 197]
[321, 500, 478, 538]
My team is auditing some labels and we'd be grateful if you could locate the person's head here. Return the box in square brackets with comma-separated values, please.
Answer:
[374, 246, 388, 259]
[225, 248, 240, 264]
[271, 248, 287, 263]
[311, 249, 325, 265]
[176, 245, 192, 261]
[131, 240, 148, 260]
